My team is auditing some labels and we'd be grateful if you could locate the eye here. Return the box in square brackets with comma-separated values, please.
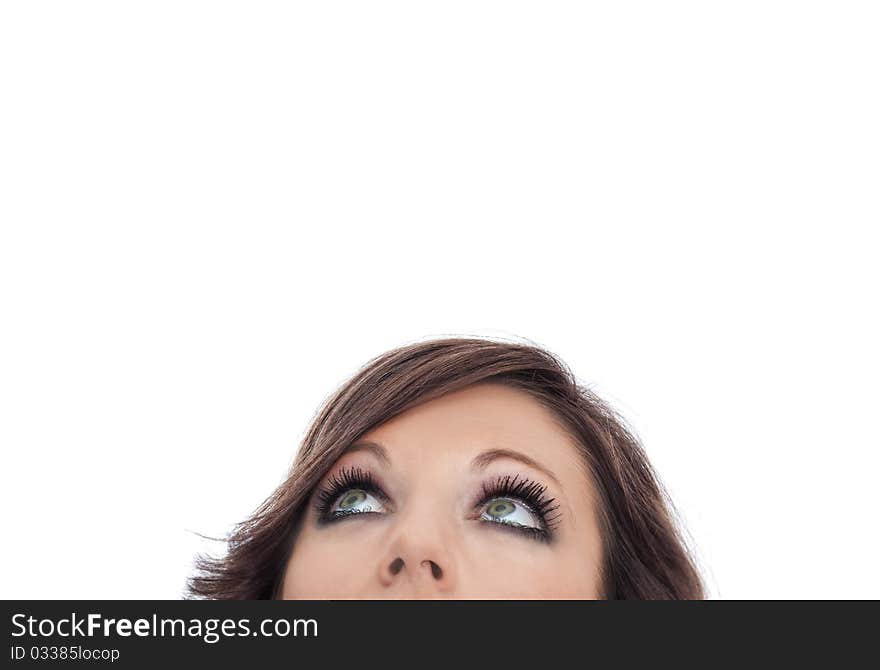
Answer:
[479, 496, 543, 530]
[313, 466, 390, 524]
[328, 488, 387, 517]
[473, 474, 561, 543]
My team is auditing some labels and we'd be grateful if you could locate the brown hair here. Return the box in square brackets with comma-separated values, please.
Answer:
[188, 336, 705, 599]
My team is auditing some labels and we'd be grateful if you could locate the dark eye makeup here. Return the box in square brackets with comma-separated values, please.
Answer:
[312, 466, 390, 523]
[311, 465, 562, 544]
[474, 473, 562, 543]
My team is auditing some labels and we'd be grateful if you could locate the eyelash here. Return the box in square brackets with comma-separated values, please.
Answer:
[476, 473, 562, 543]
[312, 466, 388, 522]
[312, 466, 562, 543]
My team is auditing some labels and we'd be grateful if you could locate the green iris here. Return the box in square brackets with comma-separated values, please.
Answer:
[486, 498, 516, 519]
[339, 490, 367, 510]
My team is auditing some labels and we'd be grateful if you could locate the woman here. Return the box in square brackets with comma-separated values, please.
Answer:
[189, 336, 705, 599]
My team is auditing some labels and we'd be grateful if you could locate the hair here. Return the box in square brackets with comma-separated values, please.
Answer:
[188, 336, 705, 599]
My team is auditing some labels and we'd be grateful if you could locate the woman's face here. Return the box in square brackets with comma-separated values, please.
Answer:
[280, 382, 604, 599]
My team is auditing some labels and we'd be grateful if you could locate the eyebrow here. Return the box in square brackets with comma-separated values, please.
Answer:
[470, 448, 562, 489]
[344, 441, 562, 489]
[343, 440, 391, 467]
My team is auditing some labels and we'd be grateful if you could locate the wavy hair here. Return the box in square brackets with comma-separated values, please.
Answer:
[188, 336, 705, 599]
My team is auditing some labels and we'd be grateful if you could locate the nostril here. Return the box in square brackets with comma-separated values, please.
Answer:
[425, 560, 443, 579]
[389, 557, 405, 575]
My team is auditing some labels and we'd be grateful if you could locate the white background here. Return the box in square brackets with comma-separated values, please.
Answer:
[1, 2, 877, 599]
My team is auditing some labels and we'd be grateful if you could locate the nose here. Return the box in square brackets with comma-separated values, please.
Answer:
[378, 545, 456, 595]
[389, 556, 443, 579]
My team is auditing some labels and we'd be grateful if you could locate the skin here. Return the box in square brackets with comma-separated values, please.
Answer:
[280, 382, 604, 599]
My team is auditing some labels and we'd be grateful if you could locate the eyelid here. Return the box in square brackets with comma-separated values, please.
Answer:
[481, 517, 552, 543]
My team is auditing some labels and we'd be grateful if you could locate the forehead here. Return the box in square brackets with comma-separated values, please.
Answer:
[359, 382, 582, 474]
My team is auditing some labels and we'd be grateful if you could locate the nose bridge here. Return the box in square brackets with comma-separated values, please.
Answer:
[377, 483, 458, 595]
